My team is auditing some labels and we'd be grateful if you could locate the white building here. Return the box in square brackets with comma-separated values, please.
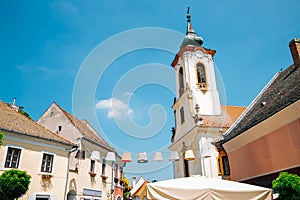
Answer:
[38, 102, 124, 200]
[169, 9, 245, 179]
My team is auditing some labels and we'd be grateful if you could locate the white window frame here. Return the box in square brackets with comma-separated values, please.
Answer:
[1, 145, 24, 170]
[28, 192, 51, 200]
[38, 151, 55, 175]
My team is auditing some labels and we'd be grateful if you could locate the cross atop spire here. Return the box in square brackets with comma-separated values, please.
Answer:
[186, 7, 195, 35]
[187, 7, 191, 22]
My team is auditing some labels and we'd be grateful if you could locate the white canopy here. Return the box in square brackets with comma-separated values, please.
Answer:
[146, 175, 273, 200]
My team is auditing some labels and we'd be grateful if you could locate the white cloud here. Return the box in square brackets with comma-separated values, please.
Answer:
[124, 92, 134, 97]
[96, 98, 133, 119]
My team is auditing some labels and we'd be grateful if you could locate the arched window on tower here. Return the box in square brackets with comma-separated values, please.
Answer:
[196, 63, 208, 94]
[178, 67, 184, 97]
[180, 107, 185, 124]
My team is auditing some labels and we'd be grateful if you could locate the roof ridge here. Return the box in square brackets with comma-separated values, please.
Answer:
[0, 100, 75, 146]
[51, 102, 114, 151]
[222, 73, 279, 142]
[80, 119, 113, 148]
[222, 105, 247, 108]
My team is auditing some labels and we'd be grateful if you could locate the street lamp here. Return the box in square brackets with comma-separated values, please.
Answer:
[106, 152, 116, 200]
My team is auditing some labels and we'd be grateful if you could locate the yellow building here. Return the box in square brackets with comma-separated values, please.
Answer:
[0, 100, 76, 199]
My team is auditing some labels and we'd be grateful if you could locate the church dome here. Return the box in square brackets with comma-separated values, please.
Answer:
[180, 35, 204, 49]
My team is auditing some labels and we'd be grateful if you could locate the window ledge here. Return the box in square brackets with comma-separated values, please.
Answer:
[41, 174, 53, 179]
[114, 177, 119, 183]
[101, 174, 108, 180]
[38, 172, 54, 175]
[1, 167, 20, 171]
[89, 171, 97, 177]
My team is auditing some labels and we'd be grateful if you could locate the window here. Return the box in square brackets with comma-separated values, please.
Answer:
[222, 156, 230, 176]
[120, 167, 123, 179]
[178, 67, 184, 96]
[196, 63, 206, 83]
[217, 150, 231, 177]
[101, 158, 106, 175]
[196, 63, 208, 94]
[41, 153, 54, 173]
[90, 160, 95, 172]
[173, 110, 177, 128]
[184, 159, 189, 177]
[5, 147, 21, 168]
[114, 163, 118, 178]
[180, 107, 185, 124]
[35, 194, 50, 200]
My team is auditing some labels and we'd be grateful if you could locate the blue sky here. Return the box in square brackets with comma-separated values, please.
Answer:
[1, 0, 300, 183]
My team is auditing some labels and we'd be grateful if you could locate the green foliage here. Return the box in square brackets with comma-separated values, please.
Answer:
[18, 106, 31, 119]
[0, 169, 31, 200]
[0, 131, 3, 146]
[272, 172, 300, 200]
[122, 175, 131, 200]
[6, 103, 32, 119]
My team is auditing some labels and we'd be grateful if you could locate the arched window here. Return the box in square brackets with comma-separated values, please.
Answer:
[178, 67, 184, 96]
[180, 107, 185, 124]
[196, 63, 206, 83]
[196, 63, 208, 94]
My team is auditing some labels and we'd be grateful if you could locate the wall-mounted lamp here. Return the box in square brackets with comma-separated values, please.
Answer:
[194, 104, 203, 125]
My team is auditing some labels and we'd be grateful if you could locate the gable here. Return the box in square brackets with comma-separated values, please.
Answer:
[0, 101, 74, 146]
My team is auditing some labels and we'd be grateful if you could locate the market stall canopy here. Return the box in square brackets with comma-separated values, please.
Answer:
[146, 175, 272, 200]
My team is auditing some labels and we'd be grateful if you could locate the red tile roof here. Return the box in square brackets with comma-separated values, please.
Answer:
[201, 105, 246, 128]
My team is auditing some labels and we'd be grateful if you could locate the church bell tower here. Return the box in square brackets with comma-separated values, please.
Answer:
[171, 8, 221, 141]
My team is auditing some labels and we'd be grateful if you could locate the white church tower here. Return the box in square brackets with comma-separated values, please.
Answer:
[169, 8, 245, 179]
[173, 10, 221, 118]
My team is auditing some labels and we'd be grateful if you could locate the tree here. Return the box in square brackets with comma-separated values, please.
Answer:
[122, 175, 131, 200]
[272, 172, 300, 200]
[0, 131, 3, 146]
[17, 106, 31, 119]
[6, 103, 31, 119]
[0, 169, 31, 200]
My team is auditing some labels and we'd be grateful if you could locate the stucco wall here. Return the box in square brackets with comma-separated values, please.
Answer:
[0, 131, 70, 200]
[229, 119, 300, 181]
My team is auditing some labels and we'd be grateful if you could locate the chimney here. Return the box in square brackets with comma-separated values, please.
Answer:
[11, 98, 19, 112]
[289, 38, 300, 65]
[132, 176, 136, 187]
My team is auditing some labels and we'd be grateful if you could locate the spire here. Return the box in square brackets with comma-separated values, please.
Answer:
[186, 7, 195, 35]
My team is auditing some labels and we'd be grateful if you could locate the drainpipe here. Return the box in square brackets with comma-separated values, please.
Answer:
[64, 146, 78, 200]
